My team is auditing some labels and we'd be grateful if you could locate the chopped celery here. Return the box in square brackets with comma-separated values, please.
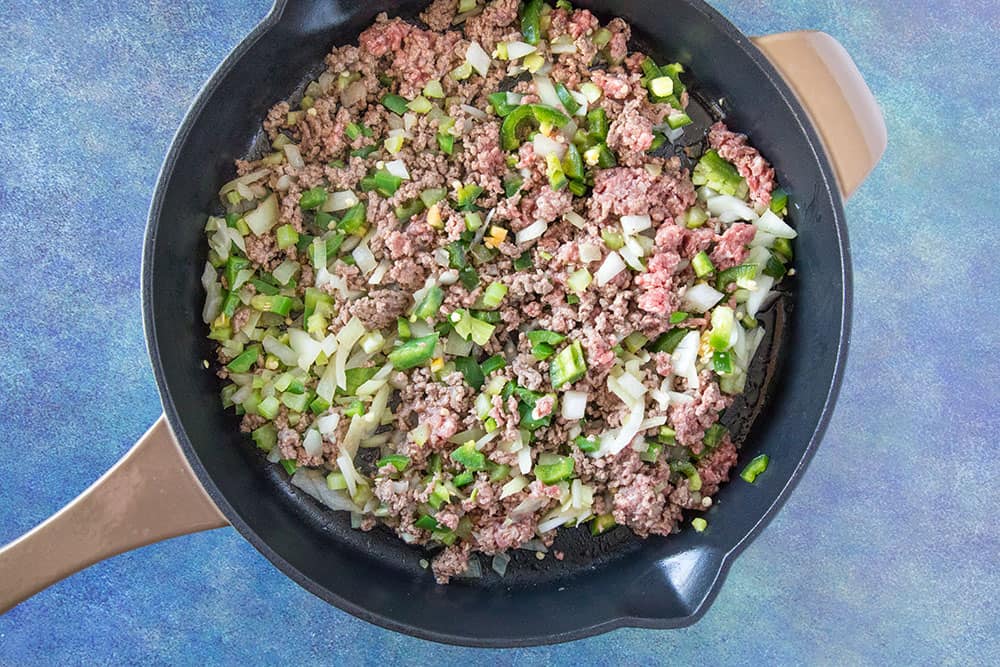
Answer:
[407, 95, 432, 114]
[420, 187, 448, 208]
[257, 396, 280, 420]
[251, 423, 277, 452]
[481, 282, 508, 309]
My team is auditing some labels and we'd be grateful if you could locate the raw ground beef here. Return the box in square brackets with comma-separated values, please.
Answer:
[206, 0, 787, 584]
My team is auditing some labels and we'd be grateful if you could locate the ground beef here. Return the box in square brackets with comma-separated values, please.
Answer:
[463, 0, 519, 51]
[589, 161, 696, 224]
[342, 289, 410, 331]
[668, 373, 731, 452]
[708, 121, 776, 207]
[420, 0, 457, 31]
[607, 100, 656, 167]
[711, 222, 756, 270]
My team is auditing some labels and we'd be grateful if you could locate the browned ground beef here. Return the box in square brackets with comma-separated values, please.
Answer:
[204, 0, 789, 584]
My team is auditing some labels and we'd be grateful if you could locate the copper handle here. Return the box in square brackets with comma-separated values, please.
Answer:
[752, 31, 887, 199]
[0, 416, 228, 613]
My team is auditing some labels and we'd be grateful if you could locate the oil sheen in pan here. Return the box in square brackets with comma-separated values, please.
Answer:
[232, 29, 794, 588]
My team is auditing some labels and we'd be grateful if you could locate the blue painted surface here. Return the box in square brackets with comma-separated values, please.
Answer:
[0, 0, 997, 663]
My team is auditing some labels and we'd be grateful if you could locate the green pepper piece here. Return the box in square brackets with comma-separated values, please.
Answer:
[415, 514, 440, 531]
[692, 149, 748, 198]
[453, 470, 475, 487]
[554, 81, 580, 115]
[712, 350, 734, 374]
[692, 251, 715, 278]
[250, 294, 295, 316]
[454, 183, 484, 210]
[770, 187, 789, 214]
[703, 423, 727, 449]
[563, 143, 584, 181]
[520, 0, 543, 45]
[387, 333, 439, 369]
[394, 198, 426, 222]
[488, 91, 517, 117]
[534, 455, 574, 484]
[587, 108, 609, 140]
[280, 459, 298, 475]
[338, 202, 367, 234]
[437, 133, 455, 155]
[648, 328, 687, 354]
[224, 256, 250, 289]
[590, 513, 617, 535]
[251, 423, 277, 452]
[550, 340, 587, 388]
[451, 441, 487, 470]
[480, 354, 506, 376]
[762, 252, 787, 279]
[772, 236, 794, 261]
[503, 174, 524, 198]
[377, 454, 411, 472]
[412, 285, 444, 320]
[381, 94, 409, 115]
[226, 346, 260, 373]
[740, 454, 769, 483]
[372, 170, 403, 198]
[513, 251, 533, 271]
[299, 187, 328, 210]
[455, 356, 486, 390]
[500, 104, 571, 150]
[715, 263, 758, 291]
[574, 435, 600, 453]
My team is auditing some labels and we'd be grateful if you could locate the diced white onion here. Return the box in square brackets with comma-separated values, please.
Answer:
[511, 495, 548, 518]
[243, 193, 278, 236]
[507, 41, 536, 59]
[351, 241, 377, 275]
[618, 244, 645, 271]
[283, 144, 304, 169]
[620, 214, 652, 235]
[597, 401, 645, 457]
[501, 475, 529, 499]
[755, 209, 798, 239]
[334, 317, 366, 390]
[746, 275, 776, 317]
[317, 412, 341, 436]
[532, 133, 566, 159]
[564, 210, 586, 229]
[549, 34, 577, 54]
[537, 515, 571, 533]
[492, 552, 510, 577]
[341, 80, 366, 107]
[517, 445, 532, 474]
[201, 262, 223, 324]
[219, 168, 270, 195]
[459, 104, 487, 121]
[466, 41, 491, 76]
[516, 219, 548, 244]
[569, 91, 588, 116]
[683, 282, 725, 312]
[561, 391, 588, 420]
[532, 75, 562, 110]
[668, 390, 695, 405]
[290, 468, 361, 513]
[578, 242, 601, 263]
[671, 331, 701, 390]
[665, 125, 685, 143]
[707, 195, 756, 222]
[750, 229, 776, 248]
[262, 336, 299, 367]
[302, 429, 323, 457]
[384, 159, 410, 180]
[321, 190, 357, 212]
[288, 328, 324, 370]
[595, 251, 626, 286]
[368, 259, 391, 285]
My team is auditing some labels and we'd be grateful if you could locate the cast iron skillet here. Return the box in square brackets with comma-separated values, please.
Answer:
[0, 0, 886, 646]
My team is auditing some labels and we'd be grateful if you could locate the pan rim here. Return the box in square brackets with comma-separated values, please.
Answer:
[141, 0, 852, 647]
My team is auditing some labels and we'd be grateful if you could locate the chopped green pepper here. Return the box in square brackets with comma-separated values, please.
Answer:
[453, 470, 475, 487]
[648, 327, 687, 354]
[437, 133, 455, 155]
[387, 333, 439, 369]
[692, 149, 748, 198]
[534, 455, 574, 484]
[692, 251, 715, 278]
[587, 108, 609, 140]
[770, 187, 789, 214]
[480, 354, 506, 376]
[550, 340, 587, 388]
[740, 454, 769, 483]
[381, 94, 409, 115]
[574, 435, 600, 453]
[372, 170, 403, 198]
[412, 285, 444, 320]
[703, 423, 727, 449]
[590, 513, 617, 535]
[554, 81, 580, 115]
[394, 198, 426, 222]
[299, 187, 328, 211]
[715, 263, 758, 292]
[488, 91, 518, 117]
[451, 441, 487, 470]
[520, 0, 543, 45]
[503, 174, 524, 198]
[455, 356, 486, 390]
[338, 202, 367, 235]
[250, 294, 295, 316]
[500, 104, 571, 150]
[377, 454, 410, 472]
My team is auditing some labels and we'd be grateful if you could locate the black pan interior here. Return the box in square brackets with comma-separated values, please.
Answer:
[144, 0, 848, 646]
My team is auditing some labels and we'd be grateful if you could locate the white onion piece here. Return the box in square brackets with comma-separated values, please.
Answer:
[290, 468, 360, 512]
[683, 282, 725, 312]
[334, 317, 366, 390]
[532, 133, 566, 158]
[538, 515, 571, 533]
[302, 428, 323, 457]
[564, 210, 586, 229]
[263, 336, 299, 367]
[618, 243, 645, 271]
[517, 445, 532, 474]
[368, 259, 390, 285]
[383, 159, 410, 180]
[532, 74, 562, 109]
[219, 168, 270, 195]
[466, 41, 491, 76]
[492, 552, 510, 577]
[459, 103, 488, 121]
[707, 195, 756, 222]
[283, 144, 305, 169]
[317, 412, 341, 436]
[500, 475, 529, 499]
[511, 495, 548, 519]
[506, 91, 523, 105]
[201, 262, 222, 324]
[506, 41, 536, 59]
[620, 214, 652, 235]
[578, 242, 601, 263]
[288, 328, 324, 370]
[341, 80, 366, 107]
[595, 251, 626, 286]
[516, 219, 548, 244]
[750, 229, 776, 248]
[351, 241, 377, 275]
[668, 390, 695, 405]
[639, 416, 668, 431]
[561, 391, 588, 420]
[746, 275, 775, 317]
[599, 402, 645, 457]
[665, 125, 685, 143]
[549, 36, 577, 54]
[569, 90, 588, 116]
[244, 193, 278, 236]
[755, 209, 798, 238]
[671, 331, 701, 390]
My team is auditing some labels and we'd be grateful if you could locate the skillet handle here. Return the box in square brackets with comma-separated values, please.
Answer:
[0, 416, 228, 613]
[751, 31, 887, 200]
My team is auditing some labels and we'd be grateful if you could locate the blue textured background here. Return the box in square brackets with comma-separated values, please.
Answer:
[1, 0, 997, 664]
